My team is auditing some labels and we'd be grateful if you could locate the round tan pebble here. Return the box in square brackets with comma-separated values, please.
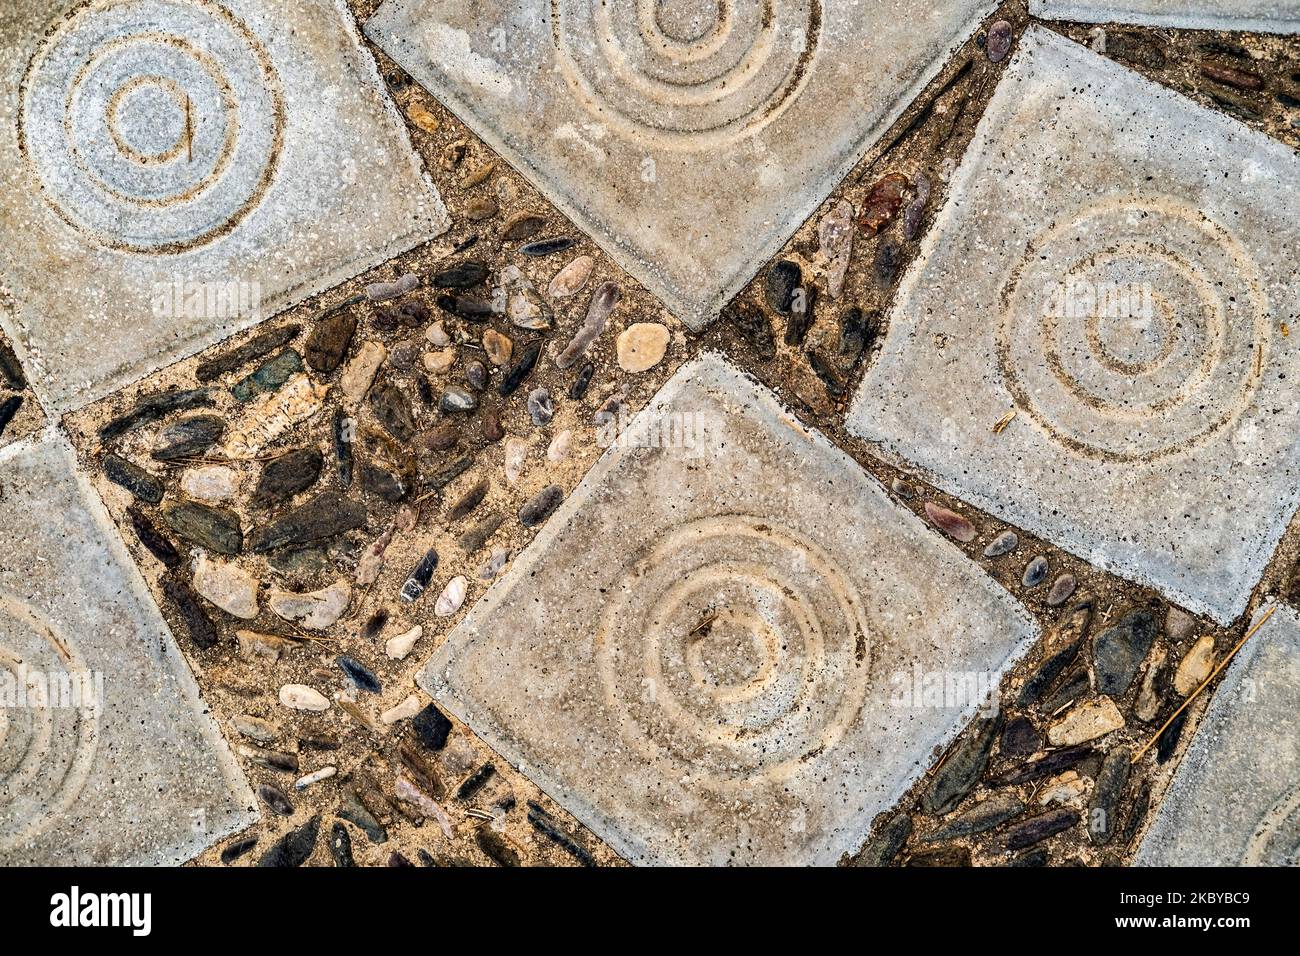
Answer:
[616, 323, 669, 372]
[483, 329, 513, 366]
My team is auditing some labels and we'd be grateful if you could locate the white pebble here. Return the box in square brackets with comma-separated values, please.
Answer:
[386, 624, 423, 661]
[435, 575, 468, 617]
[279, 683, 330, 712]
[381, 694, 423, 726]
[295, 766, 337, 790]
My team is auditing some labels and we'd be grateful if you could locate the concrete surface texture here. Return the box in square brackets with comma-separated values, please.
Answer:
[1031, 0, 1300, 34]
[0, 0, 448, 414]
[0, 430, 255, 865]
[364, 0, 997, 329]
[848, 26, 1300, 627]
[1135, 604, 1299, 865]
[420, 352, 1039, 866]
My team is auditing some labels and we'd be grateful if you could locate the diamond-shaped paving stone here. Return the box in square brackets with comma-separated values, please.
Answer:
[847, 28, 1300, 626]
[419, 352, 1038, 866]
[0, 0, 448, 414]
[0, 429, 255, 864]
[365, 0, 995, 328]
[1031, 0, 1300, 33]
[1135, 605, 1300, 865]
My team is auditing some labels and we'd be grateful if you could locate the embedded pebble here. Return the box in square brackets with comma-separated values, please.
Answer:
[480, 546, 512, 580]
[508, 287, 553, 330]
[439, 386, 478, 412]
[616, 323, 670, 373]
[232, 714, 280, 742]
[1036, 771, 1088, 807]
[295, 766, 337, 790]
[447, 478, 489, 523]
[568, 361, 595, 400]
[1047, 696, 1126, 746]
[764, 260, 801, 314]
[258, 783, 295, 817]
[163, 500, 243, 555]
[198, 325, 297, 383]
[232, 349, 303, 402]
[548, 255, 594, 299]
[247, 492, 365, 552]
[505, 438, 529, 484]
[251, 448, 322, 509]
[1093, 609, 1157, 696]
[382, 695, 424, 726]
[370, 381, 417, 442]
[192, 552, 259, 619]
[222, 375, 328, 458]
[547, 430, 573, 462]
[329, 822, 354, 867]
[435, 575, 468, 617]
[305, 313, 357, 373]
[238, 744, 298, 773]
[1046, 573, 1076, 606]
[983, 530, 1018, 557]
[1165, 606, 1195, 641]
[924, 502, 975, 543]
[386, 625, 423, 661]
[366, 273, 419, 302]
[921, 715, 999, 814]
[1173, 635, 1216, 696]
[483, 329, 513, 366]
[100, 386, 214, 441]
[180, 464, 239, 503]
[340, 341, 388, 404]
[466, 196, 498, 221]
[400, 548, 439, 603]
[924, 792, 1024, 842]
[519, 485, 564, 527]
[1000, 715, 1041, 756]
[426, 321, 451, 347]
[858, 173, 908, 234]
[1088, 747, 1131, 846]
[432, 260, 489, 289]
[257, 815, 320, 867]
[424, 349, 457, 374]
[103, 454, 163, 503]
[520, 236, 574, 257]
[987, 19, 1013, 63]
[527, 387, 554, 426]
[465, 360, 488, 391]
[903, 171, 931, 240]
[413, 703, 453, 751]
[337, 655, 381, 694]
[502, 211, 545, 242]
[237, 630, 294, 662]
[280, 683, 330, 712]
[1022, 555, 1049, 588]
[1135, 646, 1167, 722]
[424, 423, 459, 451]
[500, 340, 542, 397]
[268, 578, 351, 629]
[152, 415, 225, 461]
[558, 283, 622, 372]
[817, 199, 854, 299]
[1002, 808, 1079, 851]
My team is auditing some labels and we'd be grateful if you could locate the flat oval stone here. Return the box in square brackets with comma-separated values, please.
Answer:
[983, 529, 1018, 557]
[252, 448, 323, 508]
[304, 313, 357, 373]
[502, 212, 545, 242]
[987, 20, 1013, 63]
[435, 575, 468, 617]
[616, 323, 669, 373]
[500, 340, 542, 397]
[1022, 555, 1049, 587]
[440, 386, 478, 413]
[921, 715, 1000, 814]
[269, 579, 351, 629]
[103, 454, 163, 503]
[1045, 573, 1077, 607]
[519, 236, 574, 257]
[192, 553, 259, 619]
[548, 255, 594, 299]
[436, 294, 494, 321]
[465, 360, 488, 390]
[924, 501, 976, 543]
[163, 500, 243, 554]
[279, 683, 330, 711]
[337, 655, 382, 694]
[258, 783, 295, 817]
[400, 548, 439, 603]
[152, 415, 225, 461]
[1093, 609, 1158, 696]
[483, 329, 513, 366]
[257, 815, 320, 867]
[180, 464, 240, 502]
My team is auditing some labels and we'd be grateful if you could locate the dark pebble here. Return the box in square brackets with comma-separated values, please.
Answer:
[435, 294, 494, 321]
[499, 340, 542, 397]
[258, 783, 295, 817]
[424, 423, 459, 451]
[1046, 573, 1077, 607]
[99, 387, 214, 442]
[764, 259, 801, 314]
[333, 410, 353, 488]
[1000, 716, 1041, 756]
[838, 307, 876, 367]
[924, 793, 1024, 842]
[989, 744, 1094, 787]
[1088, 746, 1130, 845]
[151, 415, 225, 462]
[361, 609, 389, 640]
[986, 19, 1012, 63]
[301, 733, 340, 751]
[481, 408, 504, 442]
[338, 790, 387, 844]
[257, 815, 320, 867]
[412, 703, 453, 751]
[370, 380, 417, 443]
[400, 548, 439, 602]
[568, 361, 595, 400]
[1002, 808, 1079, 851]
[337, 655, 381, 694]
[807, 350, 845, 397]
[1017, 598, 1091, 705]
[161, 573, 219, 649]
[527, 801, 595, 866]
[103, 454, 163, 504]
[457, 513, 503, 554]
[220, 835, 258, 865]
[247, 492, 367, 553]
[252, 448, 323, 508]
[127, 506, 183, 567]
[304, 313, 357, 373]
[1008, 848, 1050, 867]
[431, 260, 489, 289]
[448, 478, 489, 522]
[361, 463, 408, 503]
[854, 812, 911, 867]
[1022, 555, 1049, 588]
[476, 830, 521, 867]
[1156, 708, 1188, 764]
[162, 500, 243, 554]
[428, 456, 473, 490]
[231, 349, 303, 403]
[0, 395, 21, 439]
[456, 762, 496, 801]
[329, 822, 355, 867]
[1041, 667, 1090, 714]
[502, 213, 546, 241]
[0, 339, 27, 389]
[241, 747, 299, 773]
[1199, 61, 1263, 91]
[728, 302, 776, 361]
[197, 324, 299, 382]
[922, 715, 1001, 815]
[518, 237, 574, 257]
[519, 484, 563, 528]
[906, 845, 971, 867]
[784, 284, 816, 346]
[1093, 608, 1157, 696]
[439, 386, 478, 413]
[465, 360, 488, 391]
[872, 240, 901, 286]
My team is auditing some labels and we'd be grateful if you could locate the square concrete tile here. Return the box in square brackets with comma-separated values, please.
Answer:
[0, 429, 255, 864]
[419, 352, 1038, 866]
[847, 28, 1300, 626]
[1031, 0, 1300, 34]
[0, 0, 448, 414]
[1135, 604, 1300, 865]
[365, 0, 996, 328]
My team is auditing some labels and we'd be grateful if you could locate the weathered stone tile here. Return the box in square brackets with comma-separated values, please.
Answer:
[1031, 0, 1300, 33]
[1135, 604, 1300, 865]
[419, 352, 1038, 866]
[0, 429, 255, 864]
[847, 28, 1300, 626]
[0, 0, 448, 414]
[365, 0, 997, 328]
